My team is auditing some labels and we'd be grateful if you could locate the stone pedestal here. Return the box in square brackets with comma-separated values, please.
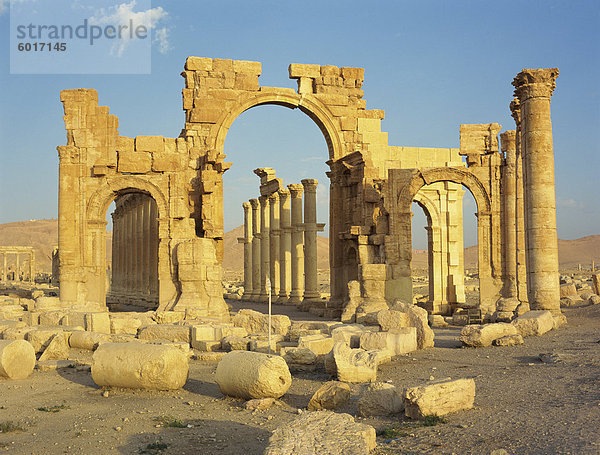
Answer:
[288, 184, 304, 304]
[513, 68, 560, 314]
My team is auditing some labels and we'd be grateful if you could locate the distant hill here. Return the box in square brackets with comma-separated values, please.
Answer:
[1, 219, 598, 273]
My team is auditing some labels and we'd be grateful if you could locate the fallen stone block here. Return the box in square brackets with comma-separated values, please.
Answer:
[428, 315, 448, 327]
[377, 308, 410, 331]
[588, 294, 600, 305]
[331, 324, 375, 348]
[460, 323, 518, 347]
[495, 297, 520, 313]
[332, 342, 379, 383]
[282, 347, 317, 365]
[232, 309, 290, 336]
[307, 381, 351, 411]
[359, 328, 418, 356]
[34, 296, 63, 311]
[153, 311, 186, 324]
[25, 328, 69, 353]
[110, 316, 142, 335]
[138, 325, 191, 344]
[592, 273, 600, 295]
[512, 310, 554, 337]
[221, 335, 250, 351]
[215, 351, 291, 399]
[0, 339, 36, 379]
[38, 333, 70, 361]
[493, 334, 524, 346]
[297, 334, 335, 356]
[403, 378, 476, 419]
[85, 312, 111, 334]
[91, 342, 189, 390]
[38, 310, 67, 326]
[358, 382, 404, 417]
[559, 283, 578, 298]
[36, 360, 77, 372]
[389, 301, 435, 349]
[69, 331, 110, 351]
[1, 326, 35, 341]
[264, 410, 376, 455]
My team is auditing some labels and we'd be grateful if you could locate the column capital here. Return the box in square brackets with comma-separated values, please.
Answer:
[500, 130, 516, 153]
[288, 183, 304, 197]
[512, 68, 559, 101]
[509, 97, 521, 126]
[242, 201, 251, 210]
[301, 179, 318, 192]
[268, 192, 279, 202]
[249, 198, 259, 209]
[258, 195, 270, 206]
[277, 188, 290, 200]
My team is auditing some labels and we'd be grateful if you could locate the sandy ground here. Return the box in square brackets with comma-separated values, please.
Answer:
[0, 301, 598, 455]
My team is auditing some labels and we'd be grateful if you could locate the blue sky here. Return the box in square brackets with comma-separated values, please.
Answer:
[0, 0, 598, 249]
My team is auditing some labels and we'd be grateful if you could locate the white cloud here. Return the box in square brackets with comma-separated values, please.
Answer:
[90, 1, 169, 57]
[316, 182, 329, 207]
[0, 0, 33, 15]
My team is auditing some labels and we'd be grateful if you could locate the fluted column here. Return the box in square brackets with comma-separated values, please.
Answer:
[269, 192, 281, 298]
[511, 98, 528, 303]
[277, 188, 292, 303]
[136, 197, 144, 297]
[288, 184, 304, 303]
[513, 68, 560, 314]
[258, 196, 270, 302]
[126, 200, 134, 299]
[241, 202, 253, 299]
[501, 130, 517, 298]
[249, 199, 261, 301]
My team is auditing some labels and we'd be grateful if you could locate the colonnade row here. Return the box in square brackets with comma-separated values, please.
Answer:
[107, 193, 159, 308]
[239, 174, 325, 304]
[0, 247, 35, 282]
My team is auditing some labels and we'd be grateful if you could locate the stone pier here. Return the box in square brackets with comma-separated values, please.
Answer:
[513, 68, 560, 314]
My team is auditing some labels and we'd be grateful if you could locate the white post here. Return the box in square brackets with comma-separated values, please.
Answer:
[266, 276, 272, 355]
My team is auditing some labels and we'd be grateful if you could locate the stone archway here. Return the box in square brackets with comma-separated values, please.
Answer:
[388, 166, 500, 315]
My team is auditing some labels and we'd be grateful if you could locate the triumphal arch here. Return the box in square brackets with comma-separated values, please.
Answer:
[56, 57, 561, 320]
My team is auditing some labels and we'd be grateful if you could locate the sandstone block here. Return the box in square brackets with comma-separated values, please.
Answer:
[2, 326, 34, 341]
[389, 301, 435, 349]
[38, 333, 70, 361]
[245, 397, 275, 411]
[38, 310, 67, 326]
[493, 334, 524, 346]
[496, 297, 520, 312]
[36, 360, 77, 372]
[288, 63, 320, 79]
[92, 343, 189, 390]
[264, 411, 376, 455]
[460, 323, 518, 347]
[297, 334, 335, 356]
[221, 335, 250, 351]
[154, 311, 186, 324]
[233, 60, 261, 75]
[358, 382, 404, 417]
[428, 315, 448, 327]
[588, 294, 600, 305]
[138, 325, 191, 344]
[0, 339, 36, 379]
[282, 347, 317, 365]
[69, 331, 110, 351]
[232, 309, 290, 336]
[110, 317, 142, 335]
[331, 324, 372, 348]
[185, 56, 213, 71]
[307, 381, 351, 411]
[332, 342, 379, 383]
[118, 150, 151, 173]
[26, 328, 68, 353]
[85, 312, 110, 334]
[135, 135, 164, 153]
[194, 340, 221, 352]
[512, 310, 554, 337]
[215, 351, 291, 399]
[592, 274, 600, 295]
[34, 296, 62, 311]
[359, 328, 418, 356]
[559, 283, 577, 298]
[403, 378, 476, 419]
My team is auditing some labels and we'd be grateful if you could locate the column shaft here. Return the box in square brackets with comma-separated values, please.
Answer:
[250, 199, 261, 301]
[241, 202, 253, 299]
[258, 196, 270, 302]
[302, 179, 320, 301]
[500, 130, 518, 298]
[288, 184, 304, 303]
[277, 189, 292, 303]
[513, 68, 560, 314]
[269, 193, 281, 297]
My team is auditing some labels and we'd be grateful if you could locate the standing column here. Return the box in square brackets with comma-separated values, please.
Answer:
[118, 208, 126, 299]
[302, 179, 320, 302]
[142, 198, 151, 304]
[149, 199, 159, 304]
[277, 189, 292, 303]
[513, 68, 560, 314]
[258, 195, 270, 302]
[500, 130, 517, 298]
[136, 197, 144, 297]
[30, 251, 35, 282]
[269, 193, 281, 298]
[126, 200, 134, 299]
[240, 202, 253, 300]
[288, 184, 304, 304]
[111, 211, 119, 296]
[16, 253, 20, 281]
[511, 98, 528, 303]
[249, 199, 261, 301]
[1, 253, 5, 281]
